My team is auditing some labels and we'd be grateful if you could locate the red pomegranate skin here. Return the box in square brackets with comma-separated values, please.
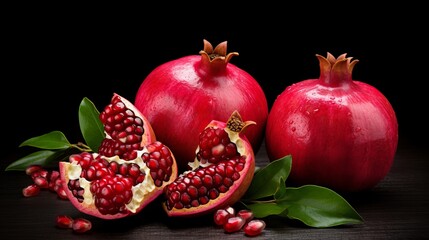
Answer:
[135, 40, 268, 170]
[265, 53, 398, 192]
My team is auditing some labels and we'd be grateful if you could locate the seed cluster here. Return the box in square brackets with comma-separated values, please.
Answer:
[67, 141, 175, 216]
[196, 127, 239, 165]
[68, 152, 146, 214]
[99, 95, 145, 160]
[90, 175, 134, 215]
[164, 156, 245, 210]
[142, 141, 174, 187]
[68, 152, 147, 204]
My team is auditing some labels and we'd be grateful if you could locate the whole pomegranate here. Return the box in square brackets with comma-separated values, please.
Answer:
[134, 39, 268, 170]
[265, 53, 398, 192]
[59, 93, 178, 219]
[163, 111, 255, 217]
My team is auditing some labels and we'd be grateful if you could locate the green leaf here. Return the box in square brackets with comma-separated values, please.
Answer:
[79, 97, 104, 151]
[283, 185, 364, 228]
[19, 131, 71, 150]
[5, 150, 58, 171]
[243, 155, 292, 200]
[246, 201, 289, 218]
[274, 177, 287, 200]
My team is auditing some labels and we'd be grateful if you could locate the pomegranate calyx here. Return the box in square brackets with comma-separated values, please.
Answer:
[199, 39, 239, 68]
[316, 52, 359, 87]
[226, 110, 256, 134]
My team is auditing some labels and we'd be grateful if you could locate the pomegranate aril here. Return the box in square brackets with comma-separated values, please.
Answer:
[214, 208, 234, 226]
[56, 215, 74, 229]
[56, 186, 68, 200]
[223, 216, 245, 233]
[31, 169, 49, 179]
[22, 184, 40, 197]
[237, 209, 254, 223]
[224, 206, 235, 216]
[243, 219, 266, 237]
[72, 218, 92, 233]
[25, 165, 43, 176]
[33, 176, 49, 189]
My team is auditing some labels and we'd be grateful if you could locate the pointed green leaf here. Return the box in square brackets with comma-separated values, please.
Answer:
[19, 131, 71, 150]
[79, 97, 104, 151]
[245, 201, 289, 218]
[283, 185, 364, 228]
[274, 177, 287, 200]
[5, 150, 58, 171]
[243, 155, 292, 200]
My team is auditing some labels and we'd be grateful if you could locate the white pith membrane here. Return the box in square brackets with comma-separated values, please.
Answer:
[64, 147, 157, 214]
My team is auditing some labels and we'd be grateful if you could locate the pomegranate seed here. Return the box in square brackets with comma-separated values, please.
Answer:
[243, 219, 266, 237]
[237, 209, 254, 223]
[56, 215, 74, 229]
[22, 184, 40, 197]
[214, 208, 234, 226]
[33, 176, 49, 189]
[25, 165, 43, 176]
[72, 218, 92, 233]
[31, 169, 49, 179]
[223, 216, 245, 233]
[224, 206, 235, 216]
[56, 186, 69, 200]
[49, 170, 60, 182]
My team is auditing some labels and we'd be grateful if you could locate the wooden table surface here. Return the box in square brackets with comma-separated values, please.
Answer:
[1, 139, 428, 239]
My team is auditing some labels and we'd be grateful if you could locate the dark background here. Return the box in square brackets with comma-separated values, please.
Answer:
[3, 6, 428, 160]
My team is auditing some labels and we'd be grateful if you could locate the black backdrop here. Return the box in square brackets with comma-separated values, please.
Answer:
[4, 7, 428, 158]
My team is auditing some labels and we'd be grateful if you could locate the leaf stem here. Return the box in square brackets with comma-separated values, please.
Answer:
[70, 142, 93, 152]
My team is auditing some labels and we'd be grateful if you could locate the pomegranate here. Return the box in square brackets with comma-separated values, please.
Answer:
[134, 39, 268, 171]
[265, 52, 398, 192]
[163, 111, 255, 217]
[59, 93, 178, 219]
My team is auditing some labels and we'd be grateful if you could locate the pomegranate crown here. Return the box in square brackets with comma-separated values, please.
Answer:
[227, 110, 256, 134]
[199, 39, 239, 65]
[316, 52, 360, 86]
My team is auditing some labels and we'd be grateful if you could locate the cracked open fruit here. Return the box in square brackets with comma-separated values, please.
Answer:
[59, 93, 178, 219]
[163, 110, 255, 217]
